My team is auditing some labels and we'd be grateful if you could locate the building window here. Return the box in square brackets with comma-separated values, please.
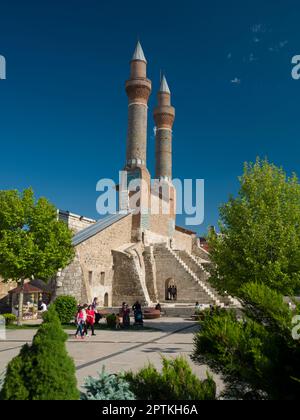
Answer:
[104, 293, 109, 307]
[101, 272, 105, 285]
[88, 271, 93, 286]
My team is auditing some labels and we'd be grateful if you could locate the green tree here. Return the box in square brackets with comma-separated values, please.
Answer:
[0, 305, 79, 400]
[0, 188, 74, 324]
[208, 158, 300, 296]
[192, 282, 300, 400]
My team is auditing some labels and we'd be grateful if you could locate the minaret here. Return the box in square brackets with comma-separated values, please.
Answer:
[125, 41, 152, 168]
[154, 75, 175, 180]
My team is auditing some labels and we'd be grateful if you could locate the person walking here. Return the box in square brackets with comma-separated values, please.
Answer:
[86, 305, 96, 336]
[91, 297, 98, 310]
[82, 304, 88, 336]
[75, 307, 85, 339]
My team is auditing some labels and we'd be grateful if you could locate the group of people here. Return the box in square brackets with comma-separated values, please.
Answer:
[75, 298, 100, 339]
[116, 300, 144, 328]
[167, 285, 177, 301]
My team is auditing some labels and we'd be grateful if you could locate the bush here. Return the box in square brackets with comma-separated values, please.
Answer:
[0, 305, 79, 400]
[124, 356, 216, 400]
[53, 295, 77, 324]
[192, 283, 300, 400]
[106, 314, 116, 328]
[81, 367, 135, 400]
[2, 314, 17, 325]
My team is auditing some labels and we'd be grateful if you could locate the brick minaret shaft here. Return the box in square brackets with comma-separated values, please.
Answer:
[154, 75, 175, 179]
[125, 42, 152, 168]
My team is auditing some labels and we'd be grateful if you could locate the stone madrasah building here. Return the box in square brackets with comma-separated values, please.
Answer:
[0, 42, 233, 310]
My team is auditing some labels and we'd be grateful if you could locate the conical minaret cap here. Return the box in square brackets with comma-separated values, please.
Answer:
[132, 41, 147, 63]
[159, 75, 171, 94]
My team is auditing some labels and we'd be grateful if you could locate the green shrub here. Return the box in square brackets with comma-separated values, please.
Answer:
[2, 314, 17, 325]
[124, 356, 216, 400]
[81, 367, 135, 400]
[53, 295, 77, 324]
[106, 314, 116, 328]
[192, 283, 300, 400]
[0, 305, 79, 400]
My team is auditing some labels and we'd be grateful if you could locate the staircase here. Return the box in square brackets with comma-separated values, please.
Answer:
[153, 244, 220, 305]
[167, 247, 222, 306]
[174, 250, 233, 306]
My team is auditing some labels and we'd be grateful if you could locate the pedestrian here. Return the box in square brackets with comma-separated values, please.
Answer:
[123, 304, 130, 328]
[155, 302, 161, 312]
[86, 305, 96, 336]
[167, 286, 172, 300]
[40, 301, 47, 313]
[75, 306, 85, 339]
[171, 285, 176, 301]
[174, 286, 177, 301]
[82, 304, 88, 336]
[132, 300, 143, 326]
[91, 297, 98, 311]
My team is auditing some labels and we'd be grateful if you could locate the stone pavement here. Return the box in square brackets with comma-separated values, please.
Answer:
[0, 317, 224, 394]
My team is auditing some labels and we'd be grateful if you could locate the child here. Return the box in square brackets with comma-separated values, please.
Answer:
[115, 314, 121, 329]
[75, 307, 85, 339]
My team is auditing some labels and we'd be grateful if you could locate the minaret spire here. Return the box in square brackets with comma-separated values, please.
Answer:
[154, 74, 175, 180]
[125, 41, 152, 168]
[132, 41, 147, 63]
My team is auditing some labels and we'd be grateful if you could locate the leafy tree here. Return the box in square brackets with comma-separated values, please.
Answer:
[54, 295, 77, 324]
[0, 188, 74, 324]
[208, 158, 300, 296]
[0, 305, 79, 400]
[192, 282, 300, 400]
[124, 356, 216, 400]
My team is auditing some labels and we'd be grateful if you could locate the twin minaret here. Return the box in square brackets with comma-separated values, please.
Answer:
[125, 41, 175, 180]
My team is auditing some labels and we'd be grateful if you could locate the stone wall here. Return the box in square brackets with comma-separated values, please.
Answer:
[58, 213, 133, 306]
[59, 211, 96, 234]
[112, 244, 150, 307]
[173, 229, 193, 253]
[143, 246, 158, 302]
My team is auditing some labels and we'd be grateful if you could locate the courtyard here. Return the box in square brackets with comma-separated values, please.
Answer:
[0, 317, 223, 393]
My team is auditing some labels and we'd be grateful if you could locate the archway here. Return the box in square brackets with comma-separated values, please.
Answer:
[165, 278, 177, 301]
[104, 293, 109, 307]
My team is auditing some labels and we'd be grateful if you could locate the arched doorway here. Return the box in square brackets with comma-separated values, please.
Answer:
[165, 278, 177, 301]
[104, 293, 109, 307]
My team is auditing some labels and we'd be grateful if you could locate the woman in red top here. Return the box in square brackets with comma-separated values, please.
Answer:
[86, 305, 96, 336]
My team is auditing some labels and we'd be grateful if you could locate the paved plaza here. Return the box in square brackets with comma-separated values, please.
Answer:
[0, 317, 223, 393]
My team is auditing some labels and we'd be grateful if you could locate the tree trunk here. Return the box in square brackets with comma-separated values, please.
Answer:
[17, 278, 25, 326]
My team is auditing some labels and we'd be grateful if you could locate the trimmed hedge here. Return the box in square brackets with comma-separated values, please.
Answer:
[0, 305, 79, 400]
[2, 314, 17, 325]
[53, 295, 77, 324]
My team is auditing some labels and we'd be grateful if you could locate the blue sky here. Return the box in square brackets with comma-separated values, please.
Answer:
[0, 0, 299, 234]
